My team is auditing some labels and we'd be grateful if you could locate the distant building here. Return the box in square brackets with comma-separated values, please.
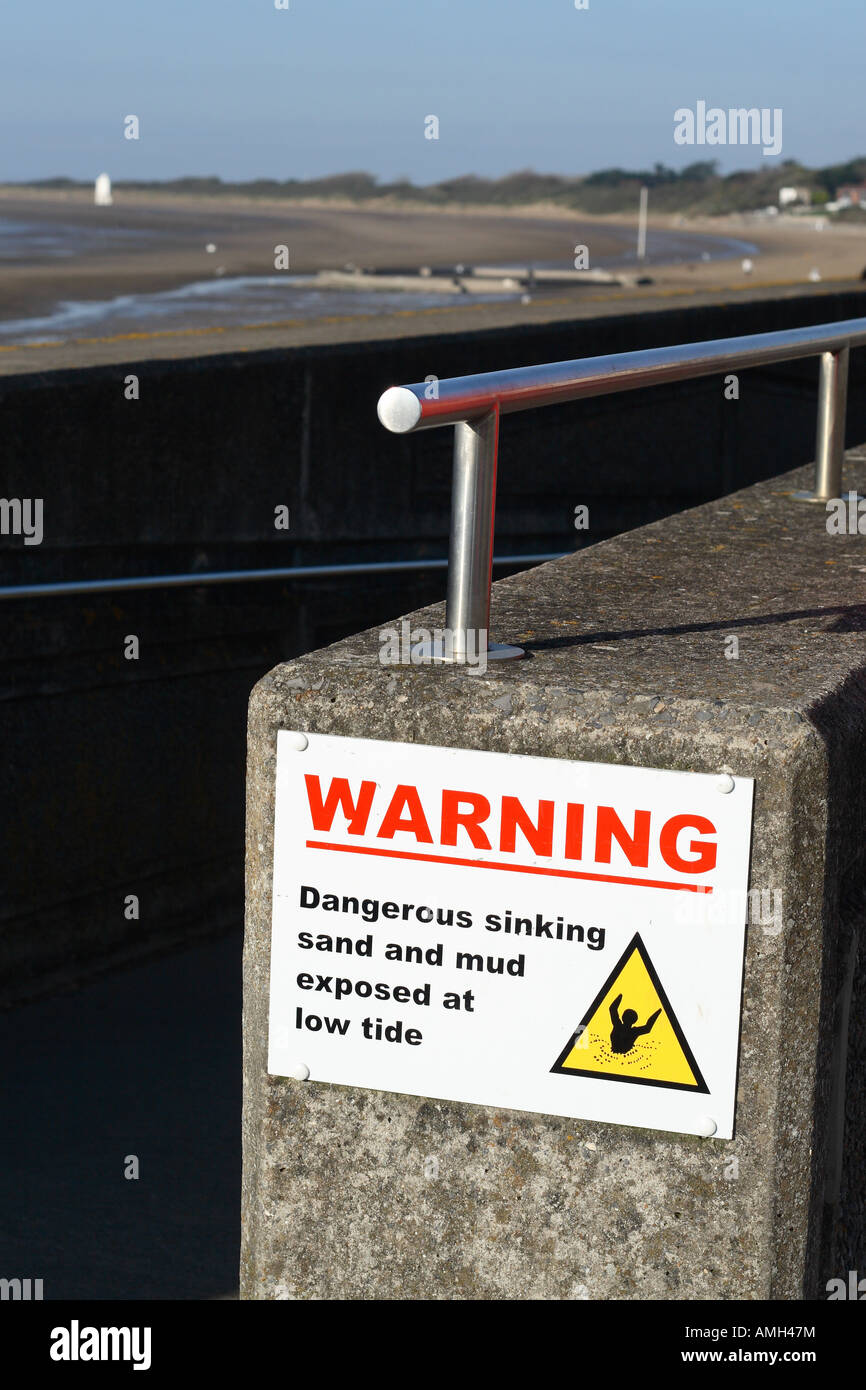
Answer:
[835, 184, 866, 207]
[94, 173, 112, 207]
[778, 186, 811, 207]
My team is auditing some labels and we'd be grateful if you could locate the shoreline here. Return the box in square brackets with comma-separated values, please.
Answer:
[0, 188, 864, 362]
[0, 189, 753, 330]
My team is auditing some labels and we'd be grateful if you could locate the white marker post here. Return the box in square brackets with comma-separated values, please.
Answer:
[637, 185, 648, 261]
[94, 173, 112, 207]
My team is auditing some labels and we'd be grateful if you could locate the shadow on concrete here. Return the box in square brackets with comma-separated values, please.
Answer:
[0, 932, 241, 1300]
[521, 602, 866, 653]
[802, 667, 866, 1295]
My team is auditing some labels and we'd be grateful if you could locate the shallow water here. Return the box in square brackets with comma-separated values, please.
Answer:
[0, 274, 519, 344]
[0, 215, 168, 262]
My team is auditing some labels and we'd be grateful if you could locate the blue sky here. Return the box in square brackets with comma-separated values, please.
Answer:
[2, 0, 863, 182]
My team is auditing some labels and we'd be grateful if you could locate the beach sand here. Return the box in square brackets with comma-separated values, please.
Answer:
[643, 211, 866, 291]
[0, 187, 863, 373]
[0, 187, 641, 320]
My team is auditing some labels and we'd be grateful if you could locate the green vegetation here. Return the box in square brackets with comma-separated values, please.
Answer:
[23, 156, 866, 216]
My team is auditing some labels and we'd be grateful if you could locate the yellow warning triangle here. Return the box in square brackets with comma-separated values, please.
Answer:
[551, 933, 708, 1093]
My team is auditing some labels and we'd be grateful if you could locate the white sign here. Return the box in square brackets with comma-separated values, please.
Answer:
[268, 732, 755, 1139]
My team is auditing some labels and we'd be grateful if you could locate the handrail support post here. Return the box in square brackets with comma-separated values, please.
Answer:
[446, 410, 498, 659]
[793, 346, 851, 502]
[816, 346, 849, 499]
[413, 407, 523, 664]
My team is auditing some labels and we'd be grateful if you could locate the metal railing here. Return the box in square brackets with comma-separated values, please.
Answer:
[377, 316, 866, 663]
[0, 553, 563, 601]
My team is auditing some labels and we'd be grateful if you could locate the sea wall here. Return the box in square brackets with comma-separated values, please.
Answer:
[2, 287, 865, 1001]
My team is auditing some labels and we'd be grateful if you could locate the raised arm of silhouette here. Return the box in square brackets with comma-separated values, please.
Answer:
[609, 993, 622, 1025]
[634, 1008, 662, 1037]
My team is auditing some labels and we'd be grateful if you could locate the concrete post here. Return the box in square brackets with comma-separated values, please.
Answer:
[241, 448, 866, 1300]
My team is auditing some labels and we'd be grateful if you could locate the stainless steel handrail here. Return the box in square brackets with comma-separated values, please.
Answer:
[377, 316, 866, 662]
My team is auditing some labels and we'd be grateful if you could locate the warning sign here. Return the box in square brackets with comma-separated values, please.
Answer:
[267, 732, 754, 1139]
[551, 933, 708, 1092]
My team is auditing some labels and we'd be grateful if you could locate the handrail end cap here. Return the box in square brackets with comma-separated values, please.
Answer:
[377, 386, 423, 433]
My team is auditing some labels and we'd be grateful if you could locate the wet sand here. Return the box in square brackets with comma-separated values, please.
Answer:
[0, 186, 760, 325]
[0, 188, 641, 322]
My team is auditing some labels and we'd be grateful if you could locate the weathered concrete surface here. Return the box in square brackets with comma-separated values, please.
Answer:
[242, 447, 866, 1300]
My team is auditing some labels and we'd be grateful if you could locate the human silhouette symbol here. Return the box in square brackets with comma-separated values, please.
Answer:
[608, 993, 661, 1053]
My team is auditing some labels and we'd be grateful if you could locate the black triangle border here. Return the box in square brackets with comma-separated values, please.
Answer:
[550, 931, 710, 1094]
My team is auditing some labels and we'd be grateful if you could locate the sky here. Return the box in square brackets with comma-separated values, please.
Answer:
[1, 0, 863, 183]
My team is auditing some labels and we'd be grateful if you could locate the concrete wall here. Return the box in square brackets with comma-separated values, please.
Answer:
[3, 288, 866, 1002]
[242, 447, 866, 1300]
